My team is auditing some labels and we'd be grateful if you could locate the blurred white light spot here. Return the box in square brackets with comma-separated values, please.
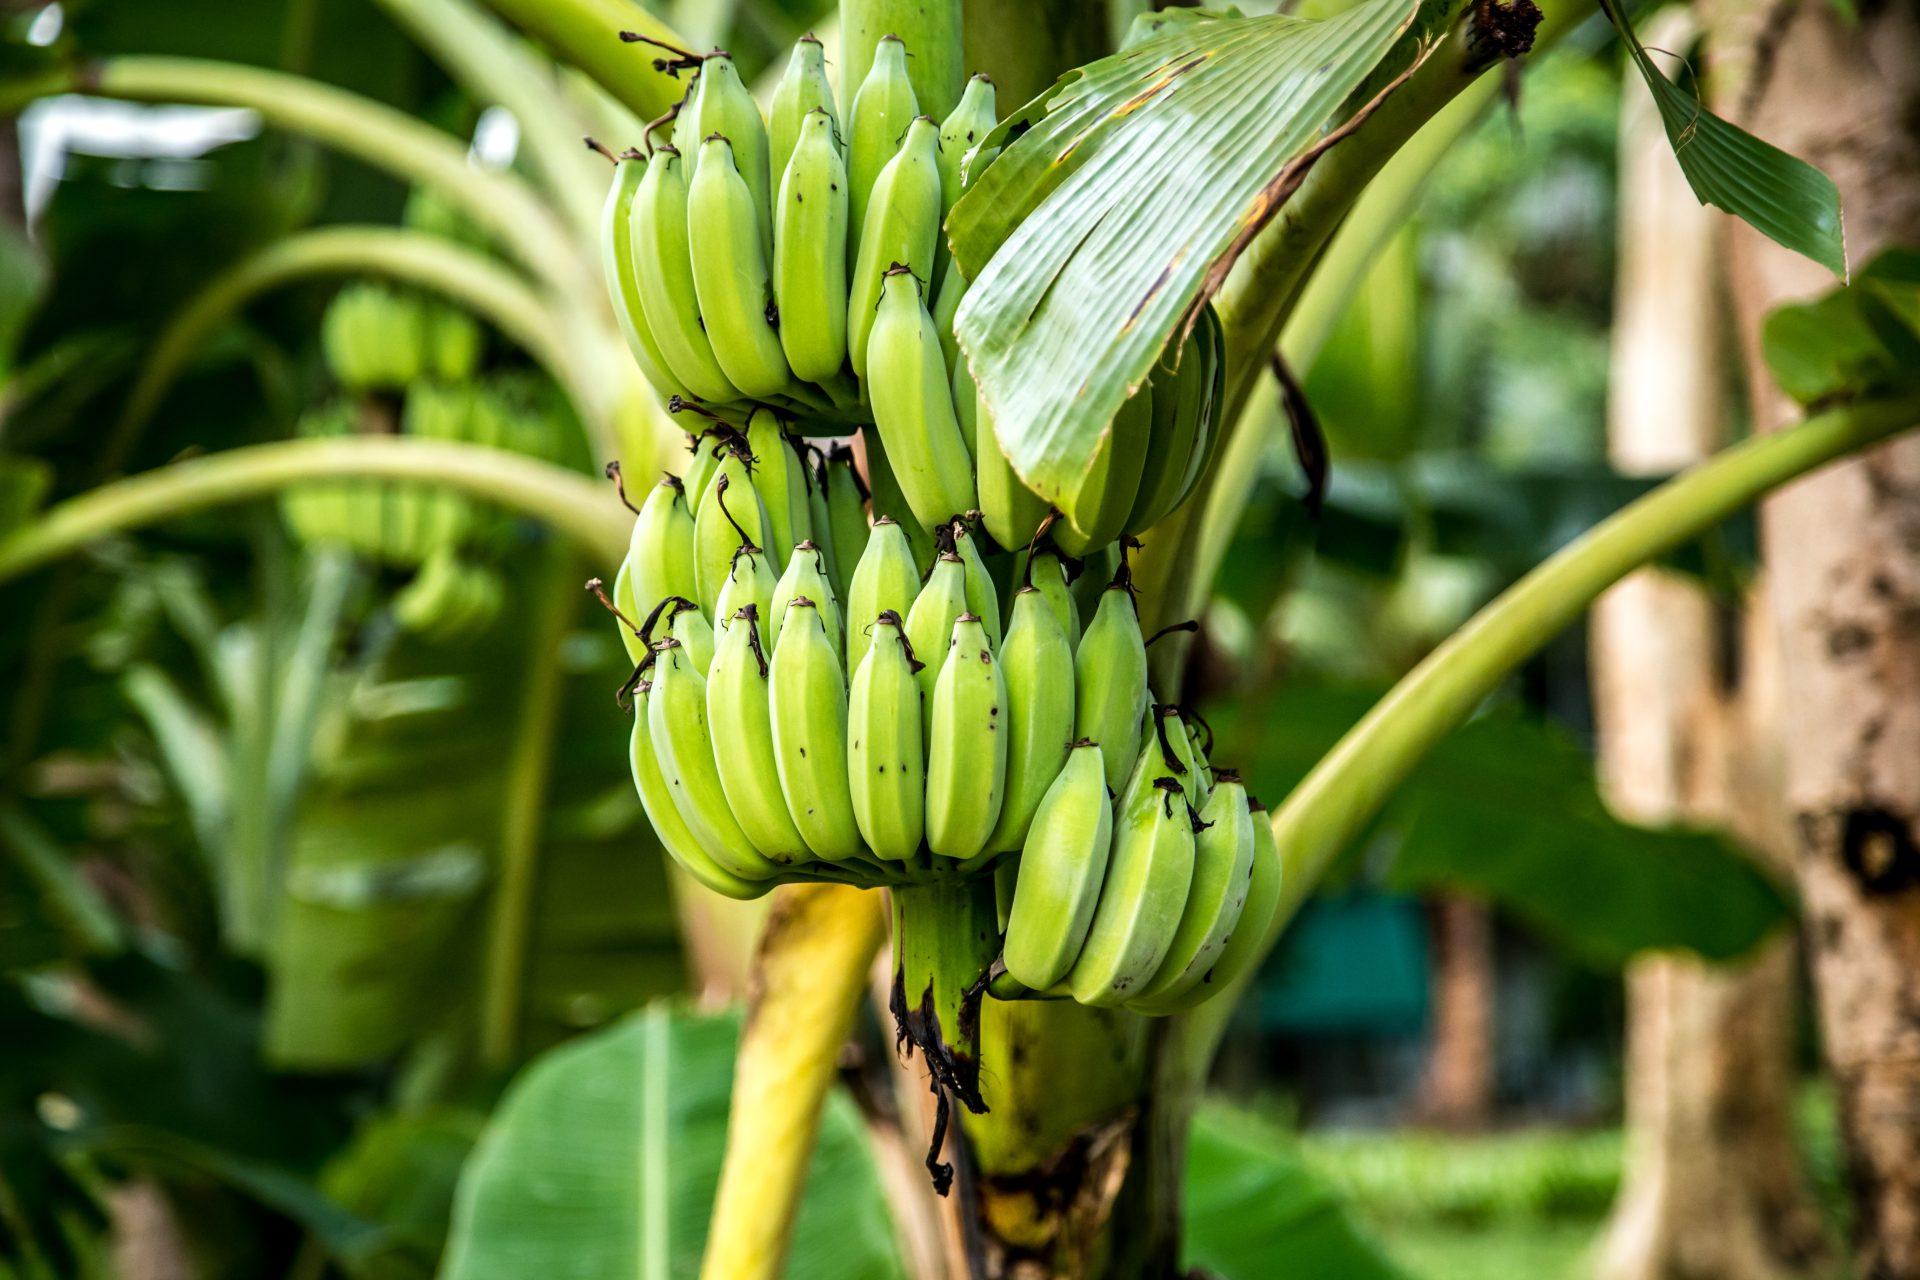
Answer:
[471, 106, 520, 171]
[26, 4, 63, 46]
[18, 97, 261, 223]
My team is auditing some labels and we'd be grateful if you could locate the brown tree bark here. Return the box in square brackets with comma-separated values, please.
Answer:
[1593, 17, 1830, 1279]
[1703, 3, 1920, 1276]
[1414, 896, 1497, 1130]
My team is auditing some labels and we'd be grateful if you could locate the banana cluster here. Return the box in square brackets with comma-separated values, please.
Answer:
[600, 36, 1225, 561]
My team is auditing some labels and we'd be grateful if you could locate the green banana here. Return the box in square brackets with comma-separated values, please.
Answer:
[744, 407, 811, 564]
[847, 115, 941, 381]
[628, 692, 769, 900]
[773, 107, 850, 384]
[1023, 546, 1082, 652]
[693, 453, 773, 613]
[904, 551, 970, 750]
[682, 428, 723, 509]
[1066, 766, 1196, 1007]
[1130, 796, 1281, 1014]
[647, 637, 782, 880]
[934, 258, 968, 380]
[614, 473, 698, 631]
[1124, 328, 1208, 534]
[706, 604, 809, 863]
[866, 267, 976, 531]
[1073, 571, 1149, 794]
[769, 538, 843, 660]
[630, 146, 741, 405]
[768, 596, 863, 861]
[1141, 704, 1207, 811]
[937, 73, 997, 219]
[714, 541, 778, 634]
[685, 52, 772, 256]
[1055, 384, 1153, 556]
[768, 35, 837, 187]
[844, 33, 917, 269]
[984, 586, 1075, 853]
[804, 447, 840, 590]
[949, 518, 1002, 647]
[688, 134, 792, 401]
[845, 515, 921, 676]
[861, 425, 937, 569]
[824, 444, 871, 602]
[657, 597, 715, 676]
[847, 608, 925, 860]
[924, 613, 1007, 860]
[1001, 740, 1111, 989]
[970, 376, 1050, 555]
[1131, 772, 1255, 1006]
[600, 153, 689, 402]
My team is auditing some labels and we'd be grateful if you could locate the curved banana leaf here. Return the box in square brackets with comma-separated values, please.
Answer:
[947, 0, 1421, 514]
[1764, 248, 1920, 406]
[1606, 0, 1844, 277]
[441, 1005, 905, 1280]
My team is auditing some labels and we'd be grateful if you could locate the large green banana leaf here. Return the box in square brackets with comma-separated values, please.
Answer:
[441, 1005, 907, 1280]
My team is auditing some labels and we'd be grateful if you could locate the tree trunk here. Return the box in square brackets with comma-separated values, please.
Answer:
[1705, 3, 1920, 1276]
[1592, 16, 1829, 1279]
[1414, 896, 1496, 1130]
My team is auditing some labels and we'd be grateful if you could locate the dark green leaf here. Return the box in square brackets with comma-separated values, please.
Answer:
[441, 1006, 905, 1280]
[949, 0, 1420, 515]
[0, 455, 52, 540]
[1183, 1102, 1408, 1280]
[1609, 2, 1845, 276]
[1763, 249, 1920, 405]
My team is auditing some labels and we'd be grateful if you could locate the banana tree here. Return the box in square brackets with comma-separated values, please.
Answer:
[2, 0, 1912, 1276]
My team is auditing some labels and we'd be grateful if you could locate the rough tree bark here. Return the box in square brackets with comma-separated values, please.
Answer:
[1704, 3, 1920, 1276]
[1414, 896, 1496, 1130]
[1591, 18, 1830, 1279]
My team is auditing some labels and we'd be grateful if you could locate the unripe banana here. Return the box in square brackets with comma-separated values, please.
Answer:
[1024, 547, 1082, 652]
[905, 551, 970, 749]
[970, 373, 1051, 554]
[715, 542, 778, 634]
[744, 407, 811, 564]
[600, 153, 690, 402]
[1055, 385, 1154, 556]
[1132, 772, 1256, 1006]
[615, 473, 698, 630]
[768, 596, 863, 861]
[865, 268, 976, 531]
[1140, 704, 1206, 811]
[846, 515, 921, 676]
[934, 258, 968, 380]
[1002, 740, 1111, 988]
[767, 35, 836, 203]
[706, 604, 809, 862]
[682, 429, 723, 509]
[925, 614, 1007, 860]
[656, 597, 715, 676]
[937, 73, 998, 219]
[1124, 329, 1208, 534]
[685, 52, 773, 256]
[861, 425, 937, 569]
[824, 444, 871, 601]
[847, 116, 941, 380]
[949, 519, 1002, 647]
[630, 147, 741, 404]
[1066, 769, 1197, 1007]
[845, 34, 917, 268]
[647, 638, 782, 880]
[847, 609, 925, 860]
[688, 135, 792, 401]
[985, 587, 1075, 852]
[769, 539, 843, 660]
[693, 454, 773, 613]
[773, 108, 850, 384]
[1074, 577, 1149, 794]
[1128, 793, 1279, 1015]
[628, 691, 769, 900]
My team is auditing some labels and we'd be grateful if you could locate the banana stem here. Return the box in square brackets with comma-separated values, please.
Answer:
[108, 227, 599, 470]
[479, 543, 581, 1068]
[700, 885, 889, 1280]
[475, 0, 696, 124]
[0, 437, 631, 585]
[1168, 394, 1920, 1075]
[10, 56, 586, 302]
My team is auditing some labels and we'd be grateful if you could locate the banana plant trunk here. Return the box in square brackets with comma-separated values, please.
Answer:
[1707, 2, 1920, 1275]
